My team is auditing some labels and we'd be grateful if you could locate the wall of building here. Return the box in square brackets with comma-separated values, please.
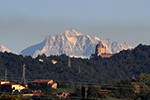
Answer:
[11, 85, 25, 92]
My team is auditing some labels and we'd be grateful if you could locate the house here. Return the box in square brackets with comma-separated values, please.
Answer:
[0, 79, 10, 85]
[51, 60, 57, 64]
[39, 59, 43, 62]
[19, 82, 28, 88]
[51, 82, 57, 89]
[30, 79, 57, 90]
[1, 83, 26, 93]
[32, 79, 53, 84]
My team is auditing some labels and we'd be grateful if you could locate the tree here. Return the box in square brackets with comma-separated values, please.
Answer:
[137, 73, 150, 87]
[87, 84, 99, 99]
[81, 86, 85, 99]
[111, 79, 136, 98]
[40, 84, 54, 100]
[75, 85, 85, 99]
[75, 86, 82, 97]
[44, 84, 53, 95]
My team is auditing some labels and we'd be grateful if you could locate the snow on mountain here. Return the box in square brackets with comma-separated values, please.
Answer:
[120, 42, 133, 50]
[21, 29, 133, 58]
[0, 44, 18, 54]
[102, 40, 133, 53]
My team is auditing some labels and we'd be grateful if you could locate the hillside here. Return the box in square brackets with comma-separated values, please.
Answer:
[0, 44, 149, 84]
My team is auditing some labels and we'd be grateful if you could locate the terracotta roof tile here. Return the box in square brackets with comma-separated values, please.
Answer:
[2, 83, 18, 85]
[32, 79, 52, 83]
[0, 80, 9, 82]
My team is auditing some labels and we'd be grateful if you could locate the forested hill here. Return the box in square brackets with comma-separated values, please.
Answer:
[0, 44, 150, 84]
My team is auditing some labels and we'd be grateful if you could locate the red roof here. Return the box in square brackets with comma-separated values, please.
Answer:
[32, 79, 52, 83]
[2, 83, 18, 85]
[0, 80, 9, 82]
[33, 93, 41, 97]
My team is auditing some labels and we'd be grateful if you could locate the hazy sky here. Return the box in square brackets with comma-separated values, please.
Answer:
[0, 0, 150, 53]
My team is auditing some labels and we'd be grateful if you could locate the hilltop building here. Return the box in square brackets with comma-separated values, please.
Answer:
[91, 40, 114, 58]
[95, 40, 107, 56]
[51, 60, 57, 64]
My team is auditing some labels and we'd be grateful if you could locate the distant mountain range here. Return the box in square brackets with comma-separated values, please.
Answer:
[0, 44, 17, 54]
[20, 29, 133, 58]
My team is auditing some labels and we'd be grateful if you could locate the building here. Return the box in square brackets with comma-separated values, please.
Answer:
[100, 53, 114, 58]
[51, 60, 57, 64]
[19, 82, 28, 88]
[91, 40, 114, 58]
[1, 83, 26, 92]
[0, 79, 10, 85]
[30, 79, 57, 90]
[95, 40, 107, 56]
[32, 79, 53, 84]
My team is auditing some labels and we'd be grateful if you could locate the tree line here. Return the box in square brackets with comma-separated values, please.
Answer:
[0, 44, 150, 85]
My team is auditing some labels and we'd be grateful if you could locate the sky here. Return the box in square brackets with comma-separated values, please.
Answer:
[0, 0, 150, 53]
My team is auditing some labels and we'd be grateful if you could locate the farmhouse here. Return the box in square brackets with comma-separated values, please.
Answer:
[30, 79, 57, 90]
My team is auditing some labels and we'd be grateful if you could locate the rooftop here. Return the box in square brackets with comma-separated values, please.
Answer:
[0, 80, 9, 82]
[32, 79, 53, 83]
[2, 83, 18, 85]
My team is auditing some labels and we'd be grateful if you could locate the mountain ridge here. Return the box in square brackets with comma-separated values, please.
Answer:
[21, 29, 133, 58]
[0, 44, 18, 54]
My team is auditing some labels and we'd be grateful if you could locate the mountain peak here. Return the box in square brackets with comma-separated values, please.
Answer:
[60, 29, 82, 37]
[0, 44, 18, 54]
[0, 44, 11, 52]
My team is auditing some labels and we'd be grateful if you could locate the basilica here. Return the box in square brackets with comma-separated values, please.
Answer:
[91, 40, 114, 58]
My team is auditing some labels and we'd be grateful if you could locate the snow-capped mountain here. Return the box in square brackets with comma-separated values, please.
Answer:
[0, 44, 17, 54]
[21, 29, 133, 58]
[102, 39, 133, 53]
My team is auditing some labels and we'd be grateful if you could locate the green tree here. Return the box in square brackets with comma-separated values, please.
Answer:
[87, 84, 100, 99]
[44, 84, 53, 95]
[75, 86, 82, 97]
[111, 79, 135, 98]
[40, 84, 54, 99]
[137, 73, 150, 87]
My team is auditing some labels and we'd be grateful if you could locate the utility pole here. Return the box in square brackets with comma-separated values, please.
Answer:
[22, 64, 26, 85]
[78, 66, 81, 74]
[68, 57, 71, 67]
[5, 66, 7, 81]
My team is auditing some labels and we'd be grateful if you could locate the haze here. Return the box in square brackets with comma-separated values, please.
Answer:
[0, 0, 150, 53]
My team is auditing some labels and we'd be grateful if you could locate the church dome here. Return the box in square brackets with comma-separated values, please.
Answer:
[95, 41, 106, 56]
